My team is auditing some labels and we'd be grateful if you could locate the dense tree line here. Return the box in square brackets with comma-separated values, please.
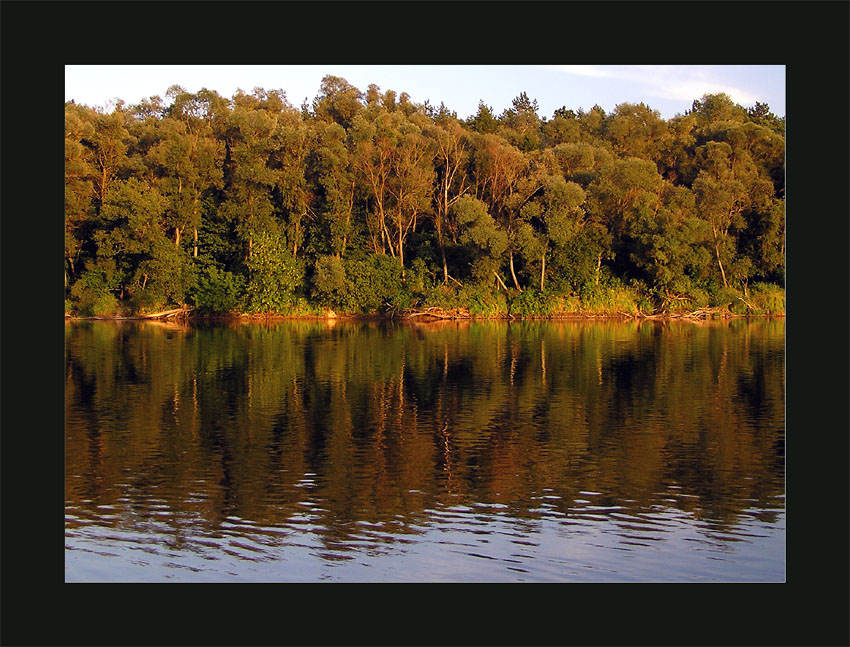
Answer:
[65, 77, 785, 316]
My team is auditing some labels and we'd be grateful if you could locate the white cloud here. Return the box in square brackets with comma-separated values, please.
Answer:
[546, 65, 761, 107]
[655, 80, 757, 105]
[544, 65, 619, 78]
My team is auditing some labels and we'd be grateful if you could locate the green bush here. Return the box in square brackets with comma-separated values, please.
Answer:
[711, 286, 739, 310]
[579, 282, 642, 315]
[243, 232, 304, 313]
[129, 289, 167, 315]
[311, 255, 347, 307]
[131, 238, 197, 313]
[191, 265, 245, 313]
[749, 282, 785, 314]
[460, 284, 508, 317]
[510, 289, 556, 317]
[342, 253, 410, 313]
[69, 268, 119, 316]
[420, 284, 463, 310]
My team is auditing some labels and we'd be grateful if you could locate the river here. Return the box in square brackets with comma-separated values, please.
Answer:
[65, 317, 785, 582]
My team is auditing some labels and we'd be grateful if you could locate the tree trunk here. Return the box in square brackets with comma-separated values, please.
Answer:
[712, 227, 728, 288]
[540, 253, 546, 291]
[193, 228, 198, 258]
[595, 253, 602, 286]
[493, 271, 508, 291]
[398, 226, 405, 279]
[439, 235, 448, 284]
[509, 250, 522, 292]
[100, 164, 108, 209]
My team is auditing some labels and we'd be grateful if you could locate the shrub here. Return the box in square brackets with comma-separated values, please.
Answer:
[191, 265, 245, 314]
[311, 255, 347, 307]
[711, 286, 739, 310]
[342, 253, 410, 314]
[579, 282, 643, 315]
[131, 238, 197, 313]
[69, 268, 119, 316]
[243, 232, 304, 313]
[459, 284, 508, 317]
[510, 289, 556, 317]
[749, 282, 785, 314]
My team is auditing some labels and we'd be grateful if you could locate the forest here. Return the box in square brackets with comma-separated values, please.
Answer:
[64, 76, 785, 318]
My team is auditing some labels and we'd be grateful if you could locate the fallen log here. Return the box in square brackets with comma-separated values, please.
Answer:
[135, 307, 193, 319]
[402, 307, 471, 320]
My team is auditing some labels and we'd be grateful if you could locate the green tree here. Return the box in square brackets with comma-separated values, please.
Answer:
[692, 141, 772, 288]
[516, 176, 586, 290]
[154, 86, 226, 257]
[386, 121, 434, 275]
[586, 157, 663, 279]
[313, 75, 364, 130]
[425, 119, 470, 284]
[220, 99, 278, 260]
[465, 101, 499, 134]
[65, 104, 97, 286]
[468, 133, 535, 290]
[453, 195, 509, 288]
[604, 102, 667, 162]
[308, 121, 358, 258]
[499, 92, 542, 152]
[270, 109, 314, 258]
[542, 107, 581, 146]
[243, 229, 304, 313]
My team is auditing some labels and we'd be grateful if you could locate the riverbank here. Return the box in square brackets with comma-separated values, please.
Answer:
[66, 304, 784, 322]
[66, 278, 785, 322]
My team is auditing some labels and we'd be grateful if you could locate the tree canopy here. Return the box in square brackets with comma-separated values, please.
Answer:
[65, 81, 785, 317]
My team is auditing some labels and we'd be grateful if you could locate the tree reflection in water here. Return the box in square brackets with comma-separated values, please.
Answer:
[65, 318, 785, 581]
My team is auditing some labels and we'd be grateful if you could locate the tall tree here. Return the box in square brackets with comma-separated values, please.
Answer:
[352, 112, 395, 256]
[691, 142, 754, 288]
[156, 87, 226, 257]
[313, 75, 364, 130]
[309, 121, 357, 258]
[386, 122, 434, 275]
[425, 120, 469, 283]
[220, 98, 279, 260]
[84, 106, 133, 214]
[270, 109, 314, 258]
[516, 175, 586, 290]
[499, 92, 542, 152]
[604, 102, 667, 163]
[469, 134, 534, 290]
[65, 104, 97, 284]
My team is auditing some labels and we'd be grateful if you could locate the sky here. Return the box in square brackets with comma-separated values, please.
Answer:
[65, 65, 785, 121]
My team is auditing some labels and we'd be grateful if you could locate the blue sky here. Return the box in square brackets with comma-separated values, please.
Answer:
[65, 65, 785, 121]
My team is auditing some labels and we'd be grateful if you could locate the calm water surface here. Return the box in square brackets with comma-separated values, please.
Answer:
[65, 318, 785, 582]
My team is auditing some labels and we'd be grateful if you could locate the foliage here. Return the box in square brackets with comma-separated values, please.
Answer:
[243, 231, 304, 313]
[579, 281, 646, 315]
[191, 263, 245, 313]
[748, 282, 785, 314]
[510, 289, 556, 317]
[69, 264, 120, 316]
[65, 84, 784, 318]
[343, 253, 410, 313]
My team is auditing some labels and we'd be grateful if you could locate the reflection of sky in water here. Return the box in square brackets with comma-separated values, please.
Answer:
[66, 493, 785, 582]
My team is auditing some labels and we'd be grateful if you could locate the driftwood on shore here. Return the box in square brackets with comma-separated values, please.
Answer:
[73, 307, 194, 321]
[402, 307, 472, 320]
[623, 304, 734, 320]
